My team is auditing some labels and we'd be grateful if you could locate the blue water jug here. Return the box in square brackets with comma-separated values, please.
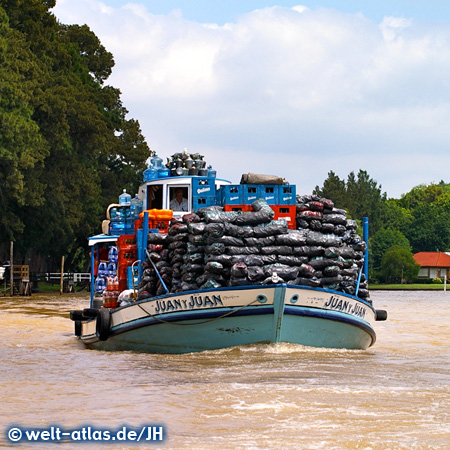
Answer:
[119, 189, 131, 206]
[151, 155, 163, 170]
[107, 262, 116, 277]
[143, 163, 157, 181]
[95, 276, 106, 293]
[97, 261, 107, 277]
[130, 195, 143, 220]
[207, 165, 217, 178]
[157, 166, 170, 177]
[108, 246, 118, 263]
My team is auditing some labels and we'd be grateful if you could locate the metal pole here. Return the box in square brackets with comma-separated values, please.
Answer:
[60, 256, 64, 295]
[10, 241, 13, 297]
[90, 245, 96, 307]
[362, 217, 369, 281]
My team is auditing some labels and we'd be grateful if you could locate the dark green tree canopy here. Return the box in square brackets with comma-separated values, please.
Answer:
[314, 169, 386, 235]
[0, 1, 151, 270]
[379, 245, 420, 283]
[370, 228, 412, 275]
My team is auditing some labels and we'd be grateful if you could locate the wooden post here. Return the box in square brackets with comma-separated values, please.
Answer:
[60, 256, 65, 295]
[10, 241, 13, 297]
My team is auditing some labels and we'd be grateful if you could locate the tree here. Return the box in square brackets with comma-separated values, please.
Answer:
[398, 184, 445, 210]
[379, 245, 420, 283]
[380, 199, 413, 234]
[0, 2, 151, 271]
[404, 192, 450, 253]
[0, 7, 49, 241]
[313, 171, 347, 208]
[345, 170, 386, 234]
[314, 169, 386, 236]
[370, 228, 412, 278]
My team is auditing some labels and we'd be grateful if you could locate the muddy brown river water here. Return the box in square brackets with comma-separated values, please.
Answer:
[1, 290, 449, 449]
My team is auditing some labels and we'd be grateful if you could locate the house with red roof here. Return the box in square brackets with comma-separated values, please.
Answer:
[413, 252, 450, 280]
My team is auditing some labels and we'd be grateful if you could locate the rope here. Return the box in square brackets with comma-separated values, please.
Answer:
[146, 249, 169, 294]
[135, 296, 261, 326]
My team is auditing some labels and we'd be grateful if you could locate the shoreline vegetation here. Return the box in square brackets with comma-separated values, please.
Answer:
[370, 283, 449, 290]
[2, 283, 449, 297]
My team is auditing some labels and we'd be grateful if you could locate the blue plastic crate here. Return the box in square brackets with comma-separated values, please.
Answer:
[278, 185, 296, 205]
[193, 196, 217, 211]
[109, 221, 134, 236]
[192, 177, 216, 197]
[219, 185, 243, 205]
[260, 185, 279, 205]
[242, 185, 260, 204]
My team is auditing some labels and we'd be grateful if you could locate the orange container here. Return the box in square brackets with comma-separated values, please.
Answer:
[139, 209, 157, 220]
[154, 209, 173, 220]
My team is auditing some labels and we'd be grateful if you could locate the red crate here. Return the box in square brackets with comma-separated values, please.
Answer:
[118, 249, 137, 267]
[153, 219, 170, 233]
[272, 205, 296, 229]
[134, 217, 155, 232]
[117, 234, 136, 246]
[117, 234, 137, 253]
[118, 263, 132, 292]
[223, 204, 253, 212]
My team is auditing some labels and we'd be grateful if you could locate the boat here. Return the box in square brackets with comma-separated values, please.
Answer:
[70, 151, 387, 353]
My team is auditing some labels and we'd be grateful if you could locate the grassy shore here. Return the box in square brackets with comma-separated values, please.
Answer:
[370, 283, 448, 290]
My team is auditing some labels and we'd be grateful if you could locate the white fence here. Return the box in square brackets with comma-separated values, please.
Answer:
[45, 273, 91, 283]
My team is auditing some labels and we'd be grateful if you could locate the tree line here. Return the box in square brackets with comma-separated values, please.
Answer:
[0, 1, 444, 282]
[314, 172, 450, 282]
[0, 0, 150, 271]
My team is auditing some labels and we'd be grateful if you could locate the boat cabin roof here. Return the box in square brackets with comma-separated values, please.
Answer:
[138, 175, 230, 216]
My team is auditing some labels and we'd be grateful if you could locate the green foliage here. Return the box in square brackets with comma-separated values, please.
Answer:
[403, 190, 450, 253]
[0, 1, 150, 270]
[379, 245, 420, 283]
[314, 169, 386, 235]
[315, 171, 450, 279]
[370, 228, 411, 275]
[313, 170, 347, 207]
[380, 199, 413, 234]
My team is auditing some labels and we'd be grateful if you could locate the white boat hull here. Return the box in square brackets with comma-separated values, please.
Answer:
[76, 284, 378, 353]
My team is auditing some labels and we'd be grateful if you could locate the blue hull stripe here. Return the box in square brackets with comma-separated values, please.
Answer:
[284, 305, 376, 345]
[110, 306, 274, 337]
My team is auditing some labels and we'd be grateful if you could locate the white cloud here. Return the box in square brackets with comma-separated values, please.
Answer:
[52, 0, 450, 198]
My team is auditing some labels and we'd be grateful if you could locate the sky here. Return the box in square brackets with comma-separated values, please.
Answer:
[52, 0, 450, 199]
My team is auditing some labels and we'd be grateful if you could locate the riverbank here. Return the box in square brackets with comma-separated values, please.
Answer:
[370, 283, 448, 290]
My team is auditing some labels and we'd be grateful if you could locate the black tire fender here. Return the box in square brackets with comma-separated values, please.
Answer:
[82, 308, 99, 319]
[70, 310, 84, 321]
[96, 308, 111, 341]
[74, 320, 82, 337]
[375, 309, 388, 321]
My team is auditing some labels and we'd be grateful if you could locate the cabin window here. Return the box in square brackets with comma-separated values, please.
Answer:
[147, 185, 163, 209]
[169, 186, 190, 212]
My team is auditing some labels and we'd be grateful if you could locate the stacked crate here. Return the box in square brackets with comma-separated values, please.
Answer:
[192, 177, 217, 210]
[135, 209, 173, 234]
[218, 184, 297, 229]
[152, 209, 173, 233]
[117, 235, 137, 292]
